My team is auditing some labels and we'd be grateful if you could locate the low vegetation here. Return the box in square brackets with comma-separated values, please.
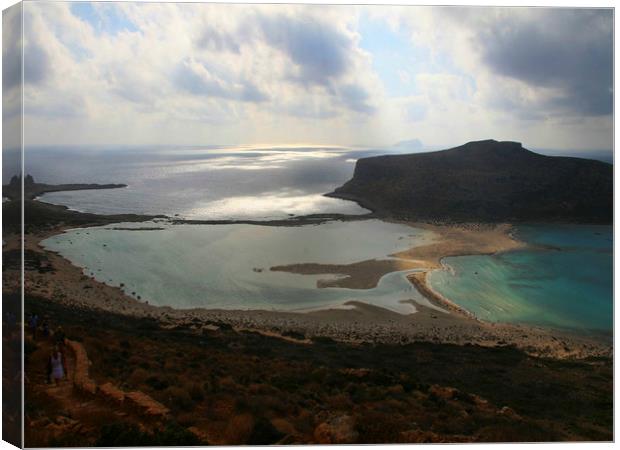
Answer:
[23, 295, 612, 445]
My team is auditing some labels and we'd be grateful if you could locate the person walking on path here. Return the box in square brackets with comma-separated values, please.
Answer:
[47, 345, 67, 385]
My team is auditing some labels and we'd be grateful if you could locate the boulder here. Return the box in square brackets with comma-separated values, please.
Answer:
[314, 415, 358, 444]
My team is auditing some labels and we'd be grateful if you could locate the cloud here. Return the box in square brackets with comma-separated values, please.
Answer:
[2, 6, 22, 92]
[337, 83, 375, 114]
[258, 14, 351, 87]
[23, 43, 49, 85]
[25, 92, 87, 118]
[381, 7, 612, 120]
[476, 9, 612, 116]
[3, 5, 51, 90]
[3, 3, 23, 150]
[15, 3, 611, 152]
[175, 58, 268, 103]
[18, 1, 382, 146]
[197, 28, 242, 54]
[253, 10, 379, 115]
[405, 102, 427, 122]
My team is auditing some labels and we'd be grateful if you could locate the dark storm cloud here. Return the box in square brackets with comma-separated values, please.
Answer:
[258, 15, 351, 87]
[476, 9, 612, 116]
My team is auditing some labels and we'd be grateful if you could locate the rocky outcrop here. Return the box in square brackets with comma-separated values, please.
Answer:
[329, 139, 613, 223]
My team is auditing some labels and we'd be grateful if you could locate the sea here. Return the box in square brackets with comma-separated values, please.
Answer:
[12, 146, 612, 332]
[18, 145, 379, 219]
[429, 225, 613, 331]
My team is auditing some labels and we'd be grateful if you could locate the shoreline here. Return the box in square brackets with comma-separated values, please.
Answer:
[11, 215, 611, 360]
[407, 271, 475, 319]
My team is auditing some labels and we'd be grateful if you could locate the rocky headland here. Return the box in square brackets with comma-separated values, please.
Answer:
[328, 139, 612, 223]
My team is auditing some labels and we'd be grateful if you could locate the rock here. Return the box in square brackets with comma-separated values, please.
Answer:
[188, 426, 210, 443]
[314, 415, 358, 444]
[125, 391, 170, 417]
[271, 418, 297, 436]
[80, 380, 97, 395]
[498, 406, 521, 420]
[429, 385, 459, 400]
[99, 382, 125, 404]
[387, 384, 405, 394]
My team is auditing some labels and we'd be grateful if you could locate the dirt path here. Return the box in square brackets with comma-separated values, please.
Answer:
[25, 335, 166, 446]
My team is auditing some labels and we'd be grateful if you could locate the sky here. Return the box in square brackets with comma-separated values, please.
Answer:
[2, 3, 614, 153]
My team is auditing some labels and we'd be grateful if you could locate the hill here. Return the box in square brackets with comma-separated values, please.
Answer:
[328, 140, 612, 223]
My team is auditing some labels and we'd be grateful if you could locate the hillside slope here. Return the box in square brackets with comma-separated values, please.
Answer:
[328, 140, 612, 223]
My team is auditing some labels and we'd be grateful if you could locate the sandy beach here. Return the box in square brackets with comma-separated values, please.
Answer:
[272, 222, 524, 290]
[8, 220, 610, 361]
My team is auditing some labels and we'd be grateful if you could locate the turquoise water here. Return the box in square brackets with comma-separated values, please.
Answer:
[42, 220, 442, 314]
[429, 225, 613, 331]
[42, 221, 613, 330]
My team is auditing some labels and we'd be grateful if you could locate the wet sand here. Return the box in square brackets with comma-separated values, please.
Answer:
[9, 223, 611, 361]
[272, 222, 524, 290]
[271, 259, 422, 289]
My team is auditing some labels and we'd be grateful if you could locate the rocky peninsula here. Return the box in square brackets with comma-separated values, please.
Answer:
[328, 139, 613, 223]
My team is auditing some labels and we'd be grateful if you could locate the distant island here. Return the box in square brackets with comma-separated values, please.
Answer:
[328, 139, 613, 223]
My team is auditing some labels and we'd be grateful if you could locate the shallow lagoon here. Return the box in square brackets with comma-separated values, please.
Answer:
[42, 220, 439, 314]
[429, 225, 613, 331]
[42, 221, 613, 331]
